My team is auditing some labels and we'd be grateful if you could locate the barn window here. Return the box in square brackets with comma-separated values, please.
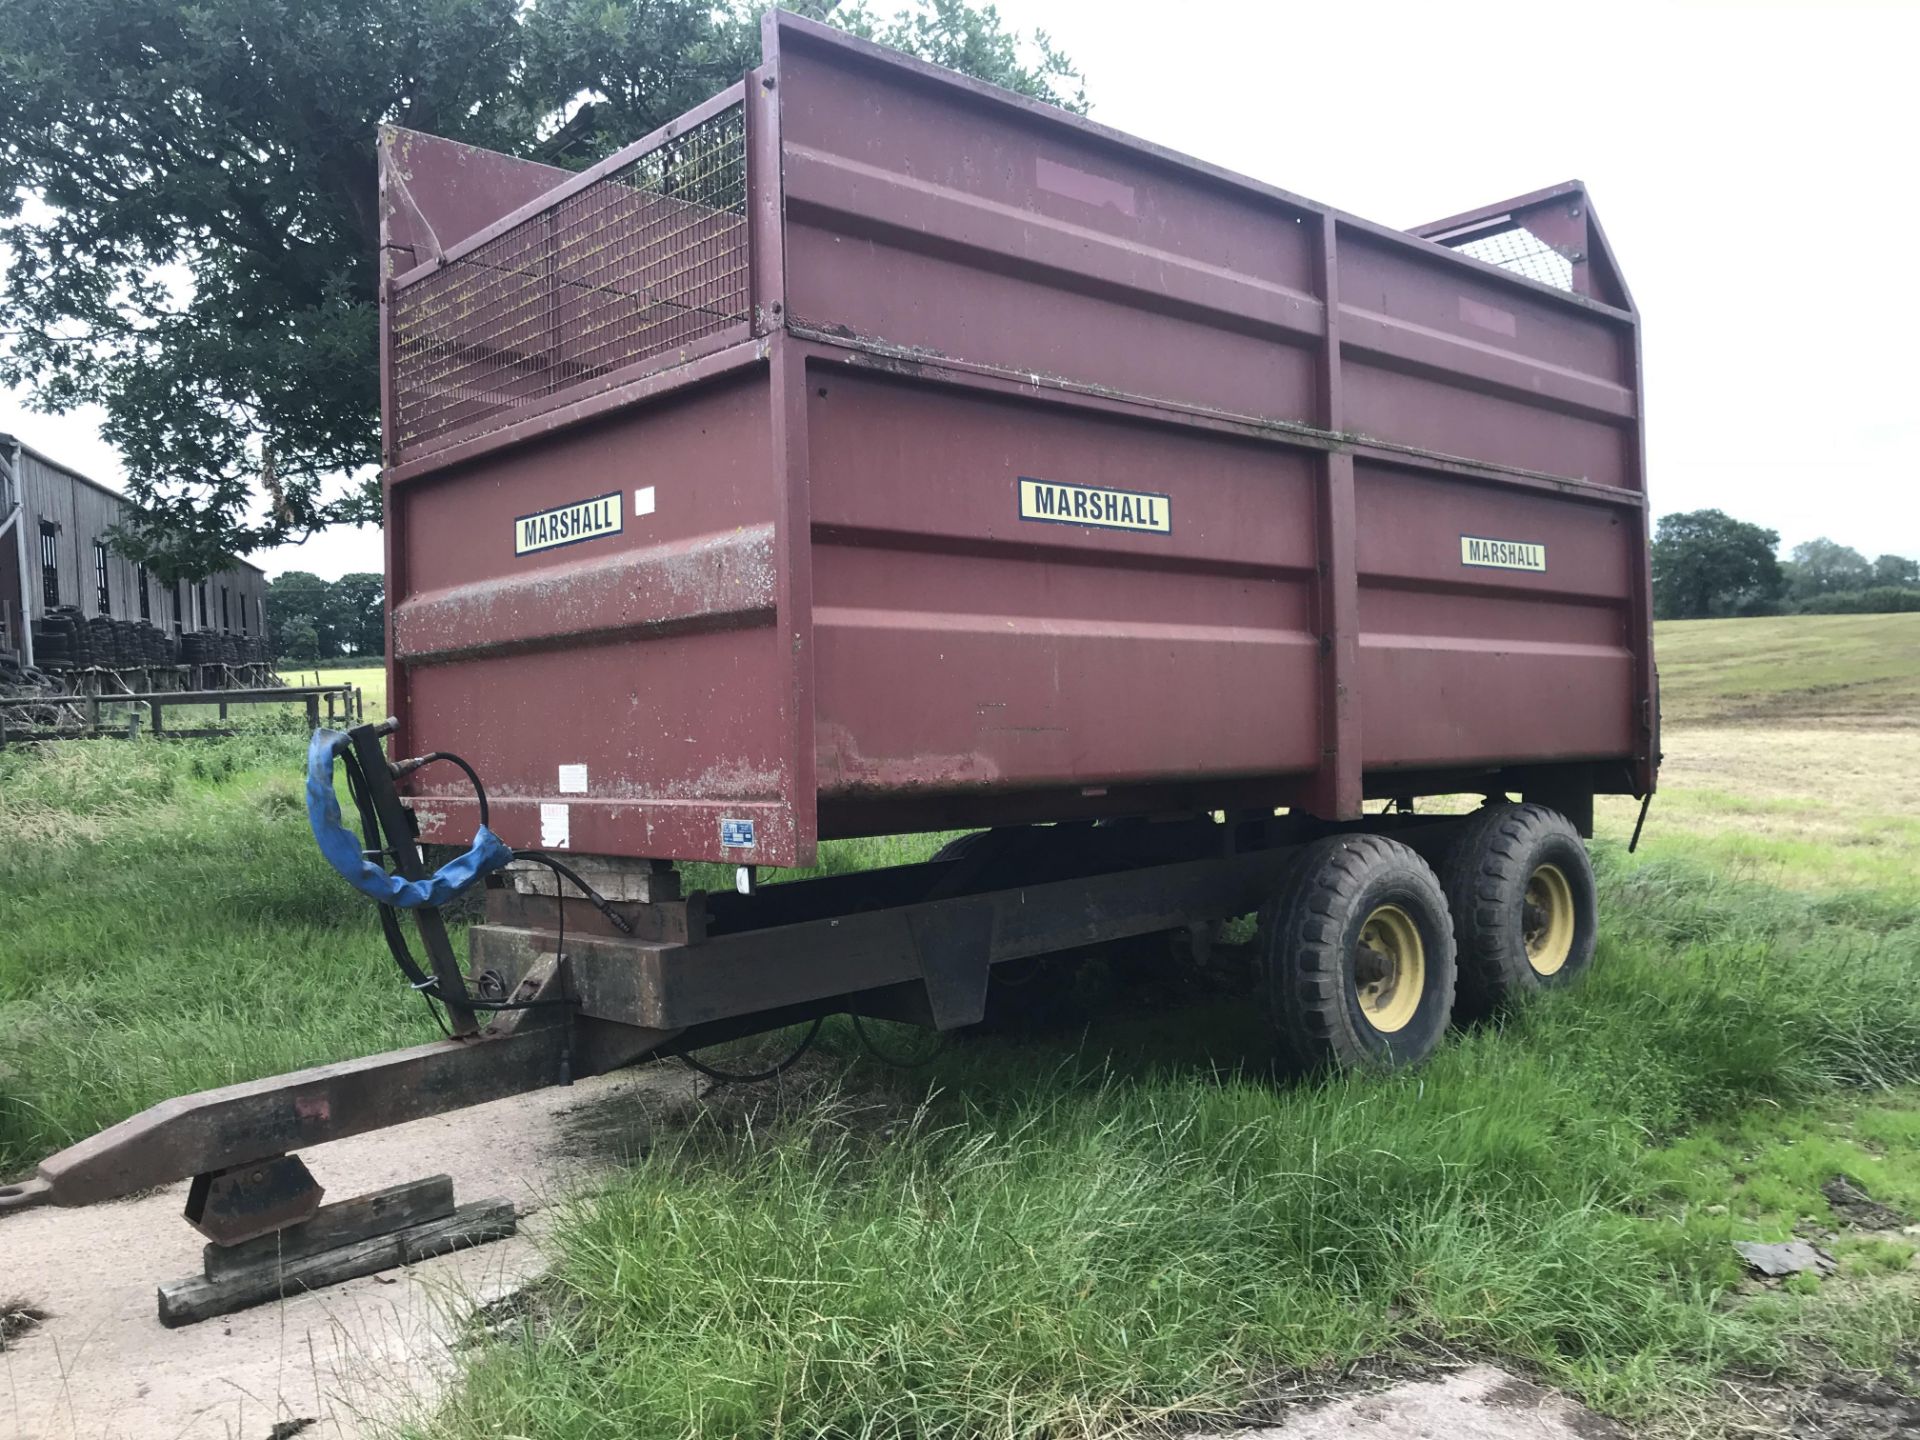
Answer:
[38, 520, 59, 608]
[196, 582, 208, 628]
[220, 585, 230, 632]
[137, 564, 152, 621]
[93, 540, 111, 614]
[240, 590, 250, 635]
[173, 580, 186, 635]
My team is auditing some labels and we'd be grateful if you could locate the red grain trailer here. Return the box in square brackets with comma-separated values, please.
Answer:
[381, 17, 1652, 869]
[4, 14, 1656, 1307]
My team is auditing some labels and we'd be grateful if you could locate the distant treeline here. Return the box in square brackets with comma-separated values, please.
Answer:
[266, 570, 382, 661]
[1651, 513, 1919, 621]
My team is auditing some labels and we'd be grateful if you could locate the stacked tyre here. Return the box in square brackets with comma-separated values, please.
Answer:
[88, 615, 137, 668]
[31, 607, 88, 669]
[134, 621, 174, 665]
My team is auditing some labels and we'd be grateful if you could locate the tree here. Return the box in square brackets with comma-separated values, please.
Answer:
[276, 615, 323, 665]
[266, 570, 348, 659]
[1650, 509, 1784, 620]
[0, 0, 1084, 578]
[1784, 538, 1873, 601]
[1871, 552, 1920, 589]
[333, 572, 387, 657]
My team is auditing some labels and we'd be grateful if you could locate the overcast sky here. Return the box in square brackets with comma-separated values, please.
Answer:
[3, 0, 1915, 578]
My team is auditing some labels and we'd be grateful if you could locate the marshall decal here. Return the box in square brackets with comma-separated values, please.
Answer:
[1460, 534, 1547, 572]
[514, 492, 623, 556]
[1018, 478, 1171, 534]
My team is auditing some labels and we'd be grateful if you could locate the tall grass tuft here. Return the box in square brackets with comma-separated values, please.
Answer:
[0, 732, 434, 1170]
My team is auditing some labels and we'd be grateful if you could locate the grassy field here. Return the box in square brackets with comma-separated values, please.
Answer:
[1649, 611, 1920, 726]
[1593, 613, 1920, 897]
[2, 619, 1917, 1436]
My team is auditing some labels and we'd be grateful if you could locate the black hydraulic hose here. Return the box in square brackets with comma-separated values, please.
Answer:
[340, 744, 449, 1033]
[850, 1014, 949, 1069]
[515, 850, 634, 935]
[679, 1018, 824, 1085]
[341, 742, 632, 1037]
[397, 751, 491, 830]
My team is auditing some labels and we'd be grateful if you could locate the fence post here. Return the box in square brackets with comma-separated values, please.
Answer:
[305, 694, 321, 731]
[85, 695, 100, 736]
[151, 700, 165, 736]
[128, 706, 141, 740]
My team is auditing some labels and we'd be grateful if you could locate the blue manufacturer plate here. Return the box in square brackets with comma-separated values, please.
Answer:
[720, 817, 756, 849]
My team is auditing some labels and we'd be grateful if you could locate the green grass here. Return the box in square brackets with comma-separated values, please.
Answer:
[296, 662, 387, 718]
[419, 854, 1920, 1437]
[0, 729, 436, 1170]
[1651, 612, 1920, 725]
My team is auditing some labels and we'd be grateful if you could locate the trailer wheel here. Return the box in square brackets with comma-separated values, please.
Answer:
[1260, 834, 1456, 1072]
[1439, 803, 1597, 1015]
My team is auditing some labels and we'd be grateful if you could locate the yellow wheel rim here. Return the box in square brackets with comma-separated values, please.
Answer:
[1523, 863, 1576, 976]
[1355, 904, 1426, 1034]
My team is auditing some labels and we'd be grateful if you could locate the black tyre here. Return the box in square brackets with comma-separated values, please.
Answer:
[931, 830, 993, 864]
[1260, 834, 1457, 1072]
[1439, 803, 1597, 1015]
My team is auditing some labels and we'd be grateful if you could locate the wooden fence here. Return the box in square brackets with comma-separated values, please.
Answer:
[0, 685, 363, 744]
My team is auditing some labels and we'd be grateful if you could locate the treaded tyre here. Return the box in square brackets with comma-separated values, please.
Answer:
[931, 830, 991, 863]
[1439, 803, 1598, 1016]
[1260, 834, 1457, 1073]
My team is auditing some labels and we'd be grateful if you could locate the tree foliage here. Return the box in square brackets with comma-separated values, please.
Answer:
[0, 0, 1084, 578]
[265, 568, 385, 660]
[1872, 553, 1920, 589]
[333, 571, 386, 658]
[1650, 509, 1784, 620]
[1784, 537, 1873, 601]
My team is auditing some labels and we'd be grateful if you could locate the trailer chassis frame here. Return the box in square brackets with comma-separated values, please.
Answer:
[0, 802, 1491, 1221]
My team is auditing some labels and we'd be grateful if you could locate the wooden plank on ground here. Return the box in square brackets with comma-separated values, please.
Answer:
[202, 1174, 454, 1280]
[157, 1196, 516, 1327]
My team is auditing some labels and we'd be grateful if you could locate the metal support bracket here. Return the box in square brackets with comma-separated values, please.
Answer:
[185, 1154, 325, 1245]
[907, 902, 995, 1029]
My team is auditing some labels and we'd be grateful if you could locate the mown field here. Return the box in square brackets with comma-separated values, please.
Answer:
[2, 616, 1917, 1437]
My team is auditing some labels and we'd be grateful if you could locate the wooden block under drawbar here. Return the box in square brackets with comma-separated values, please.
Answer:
[203, 1174, 455, 1279]
[157, 1197, 517, 1328]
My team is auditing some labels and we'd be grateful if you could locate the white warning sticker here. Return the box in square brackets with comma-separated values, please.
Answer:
[539, 802, 571, 849]
[634, 485, 656, 517]
[557, 763, 588, 794]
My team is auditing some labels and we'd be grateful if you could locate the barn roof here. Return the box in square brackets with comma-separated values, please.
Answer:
[0, 432, 268, 576]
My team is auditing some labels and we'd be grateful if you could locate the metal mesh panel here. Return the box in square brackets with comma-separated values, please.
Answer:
[392, 104, 749, 453]
[1452, 226, 1573, 292]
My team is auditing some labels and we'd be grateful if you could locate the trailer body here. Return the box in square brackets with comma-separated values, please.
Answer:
[379, 11, 1655, 869]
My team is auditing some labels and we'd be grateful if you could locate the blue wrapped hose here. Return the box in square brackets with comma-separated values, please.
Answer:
[306, 727, 513, 908]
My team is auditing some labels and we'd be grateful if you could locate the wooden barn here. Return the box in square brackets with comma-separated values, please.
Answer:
[0, 434, 270, 681]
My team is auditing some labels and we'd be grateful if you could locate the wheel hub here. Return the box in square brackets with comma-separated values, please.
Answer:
[1522, 863, 1576, 975]
[1354, 904, 1425, 1033]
